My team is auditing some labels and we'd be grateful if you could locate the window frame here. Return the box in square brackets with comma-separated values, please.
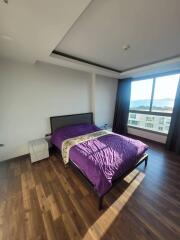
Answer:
[128, 72, 180, 135]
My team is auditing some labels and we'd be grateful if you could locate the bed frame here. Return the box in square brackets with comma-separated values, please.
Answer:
[50, 112, 148, 210]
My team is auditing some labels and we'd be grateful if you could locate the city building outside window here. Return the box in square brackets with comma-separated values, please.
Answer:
[128, 73, 180, 134]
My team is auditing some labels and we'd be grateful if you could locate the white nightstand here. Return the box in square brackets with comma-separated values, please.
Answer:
[28, 138, 49, 163]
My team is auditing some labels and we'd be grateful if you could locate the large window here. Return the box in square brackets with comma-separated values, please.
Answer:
[152, 75, 179, 113]
[130, 79, 153, 111]
[128, 73, 179, 134]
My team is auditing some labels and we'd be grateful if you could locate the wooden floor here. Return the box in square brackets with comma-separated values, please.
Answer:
[0, 141, 180, 240]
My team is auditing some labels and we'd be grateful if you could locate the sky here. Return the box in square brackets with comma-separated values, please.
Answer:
[131, 74, 180, 101]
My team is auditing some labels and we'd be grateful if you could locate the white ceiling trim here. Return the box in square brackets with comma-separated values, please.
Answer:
[40, 53, 120, 78]
[41, 53, 180, 79]
[119, 56, 180, 79]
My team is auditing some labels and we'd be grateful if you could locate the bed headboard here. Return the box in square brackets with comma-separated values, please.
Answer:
[50, 112, 93, 133]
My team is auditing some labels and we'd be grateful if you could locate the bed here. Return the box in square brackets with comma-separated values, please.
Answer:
[50, 112, 148, 210]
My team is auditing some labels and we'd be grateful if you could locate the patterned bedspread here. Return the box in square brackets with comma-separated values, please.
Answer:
[61, 130, 111, 164]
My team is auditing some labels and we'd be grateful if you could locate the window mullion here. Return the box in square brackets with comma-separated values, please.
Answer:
[149, 78, 156, 112]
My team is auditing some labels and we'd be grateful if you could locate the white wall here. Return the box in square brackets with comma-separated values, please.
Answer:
[0, 60, 92, 161]
[95, 75, 118, 127]
[0, 60, 118, 161]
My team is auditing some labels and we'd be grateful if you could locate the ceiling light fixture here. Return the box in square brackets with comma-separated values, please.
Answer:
[2, 0, 8, 4]
[122, 44, 130, 51]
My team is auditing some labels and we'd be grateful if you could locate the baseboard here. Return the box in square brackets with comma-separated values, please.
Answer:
[0, 153, 30, 164]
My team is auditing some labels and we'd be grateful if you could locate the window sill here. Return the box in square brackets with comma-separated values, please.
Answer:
[128, 125, 168, 136]
[129, 110, 171, 117]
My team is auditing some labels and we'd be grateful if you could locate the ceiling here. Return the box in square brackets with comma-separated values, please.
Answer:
[0, 0, 91, 63]
[0, 0, 180, 77]
[55, 0, 180, 71]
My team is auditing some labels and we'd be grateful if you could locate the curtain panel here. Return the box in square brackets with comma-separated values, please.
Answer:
[113, 78, 131, 135]
[166, 79, 180, 155]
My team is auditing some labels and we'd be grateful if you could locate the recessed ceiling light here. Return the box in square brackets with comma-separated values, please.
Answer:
[122, 44, 130, 51]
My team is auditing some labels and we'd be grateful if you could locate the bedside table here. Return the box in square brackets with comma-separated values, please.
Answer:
[28, 138, 49, 163]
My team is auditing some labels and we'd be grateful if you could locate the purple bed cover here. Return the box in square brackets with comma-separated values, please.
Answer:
[51, 124, 148, 196]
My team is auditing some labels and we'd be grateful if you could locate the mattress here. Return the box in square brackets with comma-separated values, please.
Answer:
[51, 123, 148, 196]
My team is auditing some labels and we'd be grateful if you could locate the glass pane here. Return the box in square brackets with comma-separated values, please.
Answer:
[128, 113, 171, 134]
[152, 74, 180, 113]
[130, 79, 153, 111]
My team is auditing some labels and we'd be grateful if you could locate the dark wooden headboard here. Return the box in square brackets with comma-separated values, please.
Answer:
[50, 112, 93, 133]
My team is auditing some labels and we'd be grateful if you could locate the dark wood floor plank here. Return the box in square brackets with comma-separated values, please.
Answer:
[0, 140, 180, 239]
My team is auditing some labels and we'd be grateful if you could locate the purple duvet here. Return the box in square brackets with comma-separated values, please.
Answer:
[51, 124, 148, 196]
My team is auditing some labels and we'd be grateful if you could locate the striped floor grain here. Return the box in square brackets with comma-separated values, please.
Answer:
[0, 141, 180, 240]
